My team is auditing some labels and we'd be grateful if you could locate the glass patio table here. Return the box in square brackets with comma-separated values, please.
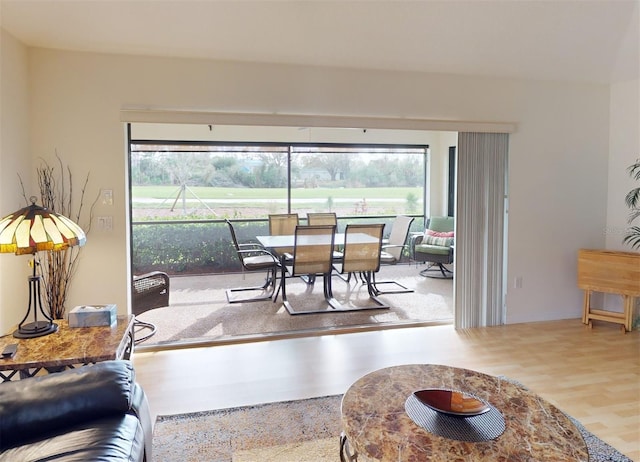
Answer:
[256, 232, 377, 251]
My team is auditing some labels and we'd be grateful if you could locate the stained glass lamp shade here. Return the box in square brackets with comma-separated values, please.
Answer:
[0, 197, 86, 338]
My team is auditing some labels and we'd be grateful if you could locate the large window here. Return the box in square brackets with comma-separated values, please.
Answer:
[130, 141, 427, 221]
[129, 136, 428, 275]
[129, 138, 428, 275]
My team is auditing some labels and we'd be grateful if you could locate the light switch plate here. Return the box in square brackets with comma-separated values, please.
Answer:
[101, 189, 113, 205]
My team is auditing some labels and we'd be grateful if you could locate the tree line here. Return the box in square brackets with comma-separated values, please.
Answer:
[131, 151, 423, 188]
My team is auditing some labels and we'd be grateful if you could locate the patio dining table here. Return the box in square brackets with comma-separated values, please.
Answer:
[256, 232, 383, 314]
[255, 232, 377, 251]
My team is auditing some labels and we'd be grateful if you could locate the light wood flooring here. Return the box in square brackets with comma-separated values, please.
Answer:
[133, 318, 640, 460]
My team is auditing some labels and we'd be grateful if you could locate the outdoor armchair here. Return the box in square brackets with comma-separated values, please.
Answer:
[132, 271, 170, 316]
[411, 216, 455, 278]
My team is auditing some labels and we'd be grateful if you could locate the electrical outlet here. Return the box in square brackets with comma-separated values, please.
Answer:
[97, 216, 113, 231]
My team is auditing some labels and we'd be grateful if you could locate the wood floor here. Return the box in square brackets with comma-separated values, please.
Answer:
[132, 318, 640, 460]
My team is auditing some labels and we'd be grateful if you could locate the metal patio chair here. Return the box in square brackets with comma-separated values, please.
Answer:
[277, 224, 341, 314]
[371, 215, 415, 294]
[225, 219, 280, 303]
[268, 213, 299, 254]
[307, 212, 343, 262]
[333, 223, 389, 310]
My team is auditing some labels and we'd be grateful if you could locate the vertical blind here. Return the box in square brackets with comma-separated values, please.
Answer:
[454, 132, 509, 329]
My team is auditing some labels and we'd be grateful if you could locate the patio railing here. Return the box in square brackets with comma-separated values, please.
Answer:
[132, 215, 425, 276]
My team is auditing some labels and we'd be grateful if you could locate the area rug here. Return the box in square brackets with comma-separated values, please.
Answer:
[152, 395, 632, 462]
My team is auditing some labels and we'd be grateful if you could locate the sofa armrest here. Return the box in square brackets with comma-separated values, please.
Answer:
[0, 360, 150, 452]
[131, 372, 154, 460]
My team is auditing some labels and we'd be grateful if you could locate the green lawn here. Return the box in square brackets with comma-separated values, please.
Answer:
[132, 185, 421, 200]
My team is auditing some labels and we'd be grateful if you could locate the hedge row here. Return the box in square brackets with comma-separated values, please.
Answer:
[132, 221, 269, 275]
[132, 216, 420, 275]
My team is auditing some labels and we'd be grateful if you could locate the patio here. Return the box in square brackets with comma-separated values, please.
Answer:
[134, 263, 453, 349]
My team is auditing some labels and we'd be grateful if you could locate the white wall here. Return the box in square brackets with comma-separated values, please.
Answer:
[604, 79, 640, 314]
[0, 30, 31, 333]
[606, 79, 640, 250]
[1, 42, 616, 330]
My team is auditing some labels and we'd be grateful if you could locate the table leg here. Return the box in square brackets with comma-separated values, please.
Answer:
[582, 290, 590, 325]
[340, 432, 357, 462]
[623, 295, 632, 333]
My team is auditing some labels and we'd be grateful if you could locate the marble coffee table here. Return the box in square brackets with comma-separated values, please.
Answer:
[341, 364, 588, 461]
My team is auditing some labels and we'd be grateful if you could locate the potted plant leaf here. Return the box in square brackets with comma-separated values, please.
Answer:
[623, 158, 640, 250]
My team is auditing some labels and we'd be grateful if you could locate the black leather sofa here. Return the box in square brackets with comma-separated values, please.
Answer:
[0, 360, 152, 462]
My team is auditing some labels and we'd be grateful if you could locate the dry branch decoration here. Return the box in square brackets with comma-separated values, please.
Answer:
[19, 153, 98, 319]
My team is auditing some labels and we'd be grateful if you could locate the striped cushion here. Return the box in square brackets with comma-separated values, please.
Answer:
[422, 229, 454, 247]
[423, 235, 454, 247]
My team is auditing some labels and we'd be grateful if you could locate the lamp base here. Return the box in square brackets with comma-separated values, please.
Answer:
[13, 321, 58, 339]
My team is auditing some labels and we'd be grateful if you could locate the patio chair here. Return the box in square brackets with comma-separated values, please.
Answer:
[225, 219, 281, 303]
[277, 224, 341, 314]
[268, 213, 299, 257]
[380, 215, 414, 264]
[411, 216, 455, 278]
[333, 223, 389, 310]
[307, 212, 337, 226]
[371, 215, 415, 294]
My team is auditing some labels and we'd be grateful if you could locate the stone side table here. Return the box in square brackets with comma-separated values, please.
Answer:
[0, 315, 134, 381]
[341, 364, 588, 461]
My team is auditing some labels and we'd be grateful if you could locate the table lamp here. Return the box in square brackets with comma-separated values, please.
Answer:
[0, 197, 86, 338]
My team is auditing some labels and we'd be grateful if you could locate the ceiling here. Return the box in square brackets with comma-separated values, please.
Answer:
[1, 0, 638, 85]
